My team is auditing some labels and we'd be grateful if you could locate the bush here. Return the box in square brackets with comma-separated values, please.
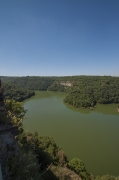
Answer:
[7, 152, 41, 180]
[68, 158, 91, 180]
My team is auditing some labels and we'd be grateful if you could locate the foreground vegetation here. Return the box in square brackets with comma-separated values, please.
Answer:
[5, 100, 91, 180]
[2, 75, 119, 108]
[4, 99, 119, 180]
[1, 76, 119, 179]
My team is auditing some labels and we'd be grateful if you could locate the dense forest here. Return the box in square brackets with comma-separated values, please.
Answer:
[2, 75, 119, 108]
[64, 76, 119, 108]
[1, 77, 119, 179]
[2, 76, 56, 90]
[2, 82, 35, 101]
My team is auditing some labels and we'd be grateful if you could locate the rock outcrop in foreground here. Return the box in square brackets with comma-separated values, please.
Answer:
[0, 78, 19, 180]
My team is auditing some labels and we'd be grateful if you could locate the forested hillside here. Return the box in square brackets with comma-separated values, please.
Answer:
[2, 76, 56, 90]
[2, 76, 119, 108]
[2, 77, 119, 179]
[2, 82, 35, 101]
[64, 76, 119, 108]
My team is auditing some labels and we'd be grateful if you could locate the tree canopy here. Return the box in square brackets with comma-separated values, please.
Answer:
[3, 82, 35, 101]
[2, 75, 119, 108]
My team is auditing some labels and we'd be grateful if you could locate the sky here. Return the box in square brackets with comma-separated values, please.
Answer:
[0, 0, 119, 76]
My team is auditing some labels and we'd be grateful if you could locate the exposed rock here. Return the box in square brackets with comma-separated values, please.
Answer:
[51, 165, 82, 180]
[0, 78, 20, 180]
[60, 81, 72, 87]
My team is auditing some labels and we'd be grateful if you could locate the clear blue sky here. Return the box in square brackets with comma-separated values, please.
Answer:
[0, 0, 119, 76]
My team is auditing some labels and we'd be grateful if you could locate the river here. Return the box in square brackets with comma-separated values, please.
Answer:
[23, 91, 119, 176]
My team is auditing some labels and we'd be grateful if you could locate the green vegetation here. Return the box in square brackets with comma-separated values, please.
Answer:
[3, 82, 35, 101]
[5, 99, 26, 131]
[2, 76, 56, 90]
[48, 82, 65, 92]
[7, 151, 40, 180]
[5, 100, 91, 180]
[63, 76, 119, 108]
[64, 76, 119, 108]
[95, 175, 119, 180]
[68, 158, 91, 180]
[5, 100, 41, 180]
[3, 85, 119, 179]
[2, 76, 119, 108]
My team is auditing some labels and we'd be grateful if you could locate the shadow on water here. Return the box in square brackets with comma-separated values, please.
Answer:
[65, 102, 119, 116]
[65, 103, 91, 114]
[24, 91, 66, 102]
[25, 91, 119, 116]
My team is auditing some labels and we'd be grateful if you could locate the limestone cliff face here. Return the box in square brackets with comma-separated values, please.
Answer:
[60, 81, 72, 87]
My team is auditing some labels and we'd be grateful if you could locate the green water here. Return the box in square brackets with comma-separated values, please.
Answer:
[23, 91, 119, 176]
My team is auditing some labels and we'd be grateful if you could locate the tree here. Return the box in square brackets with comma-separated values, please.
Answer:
[68, 158, 91, 180]
[7, 151, 40, 180]
[5, 100, 26, 132]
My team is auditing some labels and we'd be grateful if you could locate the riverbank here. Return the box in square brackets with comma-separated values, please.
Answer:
[23, 91, 119, 176]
